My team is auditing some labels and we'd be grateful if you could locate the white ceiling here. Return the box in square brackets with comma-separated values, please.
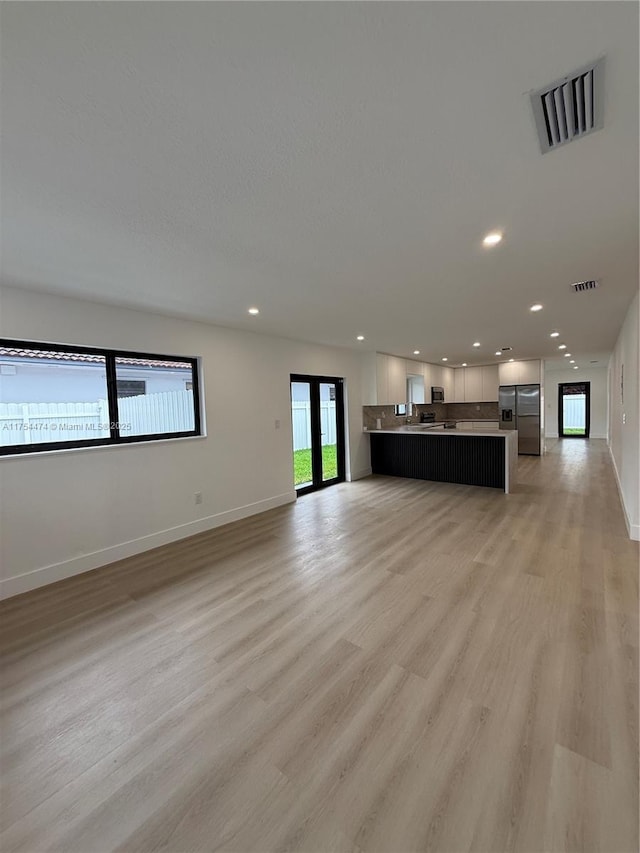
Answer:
[1, 2, 638, 369]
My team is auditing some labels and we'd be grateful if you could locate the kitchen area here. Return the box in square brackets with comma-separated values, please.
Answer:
[362, 353, 542, 493]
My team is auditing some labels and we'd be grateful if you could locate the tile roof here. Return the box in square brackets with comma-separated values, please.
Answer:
[0, 347, 191, 369]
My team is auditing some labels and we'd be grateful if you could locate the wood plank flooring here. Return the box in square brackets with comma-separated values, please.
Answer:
[0, 438, 637, 852]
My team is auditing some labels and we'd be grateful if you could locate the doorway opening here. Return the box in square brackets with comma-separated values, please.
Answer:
[290, 375, 346, 494]
[558, 382, 590, 438]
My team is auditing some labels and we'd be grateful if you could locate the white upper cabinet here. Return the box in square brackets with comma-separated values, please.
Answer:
[375, 353, 389, 404]
[453, 369, 465, 403]
[518, 360, 541, 384]
[498, 360, 541, 386]
[442, 367, 454, 403]
[387, 355, 408, 404]
[364, 354, 494, 406]
[464, 367, 483, 402]
[498, 360, 519, 385]
[374, 353, 407, 405]
[421, 361, 433, 392]
[481, 365, 499, 401]
[449, 364, 499, 402]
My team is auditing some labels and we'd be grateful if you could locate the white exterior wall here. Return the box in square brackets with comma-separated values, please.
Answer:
[0, 361, 191, 403]
[0, 286, 371, 598]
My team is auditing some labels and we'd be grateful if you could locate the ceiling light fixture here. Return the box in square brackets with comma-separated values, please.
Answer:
[564, 353, 571, 357]
[473, 342, 481, 347]
[482, 232, 502, 247]
[573, 365, 579, 369]
[248, 307, 260, 315]
[495, 351, 501, 356]
[569, 360, 575, 363]
[356, 335, 365, 341]
[509, 358, 514, 362]
[442, 357, 448, 362]
[530, 303, 543, 312]
[550, 331, 560, 338]
[462, 363, 468, 367]
[413, 350, 420, 355]
[558, 344, 567, 350]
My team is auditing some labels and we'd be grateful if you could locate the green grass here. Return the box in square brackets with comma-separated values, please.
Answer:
[563, 428, 586, 435]
[293, 444, 337, 487]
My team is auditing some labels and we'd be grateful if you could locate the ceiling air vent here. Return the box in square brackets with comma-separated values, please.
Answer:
[531, 58, 604, 153]
[570, 279, 599, 293]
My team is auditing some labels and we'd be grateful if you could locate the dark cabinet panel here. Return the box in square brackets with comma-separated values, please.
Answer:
[370, 434, 505, 490]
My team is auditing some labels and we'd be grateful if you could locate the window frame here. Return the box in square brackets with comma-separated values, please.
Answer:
[0, 338, 202, 456]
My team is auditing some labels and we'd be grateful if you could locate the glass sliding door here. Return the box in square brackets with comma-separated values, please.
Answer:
[291, 375, 345, 494]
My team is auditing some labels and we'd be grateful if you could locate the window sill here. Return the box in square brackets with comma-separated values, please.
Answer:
[0, 432, 208, 460]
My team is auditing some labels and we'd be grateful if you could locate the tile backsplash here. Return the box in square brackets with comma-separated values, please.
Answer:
[363, 401, 498, 429]
[446, 401, 499, 420]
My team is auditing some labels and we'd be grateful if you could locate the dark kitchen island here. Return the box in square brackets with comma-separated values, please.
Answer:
[367, 426, 517, 492]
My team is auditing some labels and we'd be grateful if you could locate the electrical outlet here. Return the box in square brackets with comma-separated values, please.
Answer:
[275, 419, 281, 429]
[194, 492, 203, 505]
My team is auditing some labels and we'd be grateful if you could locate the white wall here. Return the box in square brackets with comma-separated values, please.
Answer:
[608, 291, 639, 540]
[0, 286, 372, 598]
[543, 366, 609, 439]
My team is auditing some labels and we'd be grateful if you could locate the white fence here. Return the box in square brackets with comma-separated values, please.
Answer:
[0, 390, 194, 446]
[562, 394, 586, 429]
[291, 401, 337, 451]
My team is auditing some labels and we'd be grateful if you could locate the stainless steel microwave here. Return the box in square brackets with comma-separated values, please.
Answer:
[431, 386, 445, 403]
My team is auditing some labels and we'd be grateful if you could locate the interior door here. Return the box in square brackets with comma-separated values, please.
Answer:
[290, 375, 346, 494]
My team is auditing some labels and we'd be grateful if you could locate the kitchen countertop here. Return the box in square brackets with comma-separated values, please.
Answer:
[365, 426, 507, 437]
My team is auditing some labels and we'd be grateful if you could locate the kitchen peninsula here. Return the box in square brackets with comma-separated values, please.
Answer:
[366, 425, 518, 493]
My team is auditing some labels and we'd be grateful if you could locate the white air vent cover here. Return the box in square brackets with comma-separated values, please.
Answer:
[531, 58, 604, 153]
[570, 279, 599, 292]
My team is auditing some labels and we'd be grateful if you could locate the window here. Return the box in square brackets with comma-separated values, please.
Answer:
[116, 379, 146, 398]
[0, 340, 201, 455]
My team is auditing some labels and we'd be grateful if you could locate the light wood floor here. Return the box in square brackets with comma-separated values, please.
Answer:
[1, 439, 637, 852]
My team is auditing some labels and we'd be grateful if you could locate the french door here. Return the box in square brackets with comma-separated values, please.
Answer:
[290, 374, 346, 495]
[558, 382, 590, 438]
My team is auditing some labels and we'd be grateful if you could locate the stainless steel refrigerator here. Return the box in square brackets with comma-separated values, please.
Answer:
[499, 384, 541, 455]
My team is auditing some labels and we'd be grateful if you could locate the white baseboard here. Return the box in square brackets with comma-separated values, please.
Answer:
[0, 491, 296, 600]
[350, 467, 372, 481]
[609, 447, 639, 541]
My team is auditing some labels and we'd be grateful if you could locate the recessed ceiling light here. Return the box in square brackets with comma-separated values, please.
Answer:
[530, 303, 543, 312]
[495, 351, 501, 356]
[248, 307, 260, 315]
[573, 365, 579, 369]
[473, 342, 481, 347]
[482, 232, 502, 247]
[413, 350, 420, 355]
[558, 344, 567, 350]
[509, 358, 514, 362]
[550, 331, 560, 338]
[462, 363, 468, 367]
[569, 360, 575, 363]
[356, 335, 365, 341]
[442, 357, 448, 362]
[564, 353, 571, 357]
